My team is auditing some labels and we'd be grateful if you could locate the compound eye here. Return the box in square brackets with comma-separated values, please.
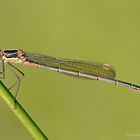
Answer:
[4, 49, 18, 54]
[3, 49, 18, 58]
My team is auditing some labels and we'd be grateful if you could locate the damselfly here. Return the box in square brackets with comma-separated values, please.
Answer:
[0, 49, 140, 95]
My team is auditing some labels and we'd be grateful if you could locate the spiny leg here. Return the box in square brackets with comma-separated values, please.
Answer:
[0, 59, 5, 79]
[7, 63, 24, 99]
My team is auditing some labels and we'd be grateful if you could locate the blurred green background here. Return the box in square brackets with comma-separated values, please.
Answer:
[0, 0, 140, 140]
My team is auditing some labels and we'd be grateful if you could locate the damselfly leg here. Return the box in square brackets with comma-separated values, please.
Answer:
[7, 63, 24, 98]
[0, 59, 5, 79]
[0, 60, 24, 99]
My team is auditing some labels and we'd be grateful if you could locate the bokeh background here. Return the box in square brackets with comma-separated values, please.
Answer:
[0, 0, 140, 140]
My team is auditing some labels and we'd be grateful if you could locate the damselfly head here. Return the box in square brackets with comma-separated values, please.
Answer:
[3, 49, 18, 54]
[0, 49, 19, 58]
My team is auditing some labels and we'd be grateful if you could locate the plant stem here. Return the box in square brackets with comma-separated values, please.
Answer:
[0, 80, 48, 140]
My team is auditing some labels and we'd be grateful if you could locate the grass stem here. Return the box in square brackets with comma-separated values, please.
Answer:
[0, 80, 48, 140]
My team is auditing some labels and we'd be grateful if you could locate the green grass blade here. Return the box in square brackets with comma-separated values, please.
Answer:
[0, 80, 48, 140]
